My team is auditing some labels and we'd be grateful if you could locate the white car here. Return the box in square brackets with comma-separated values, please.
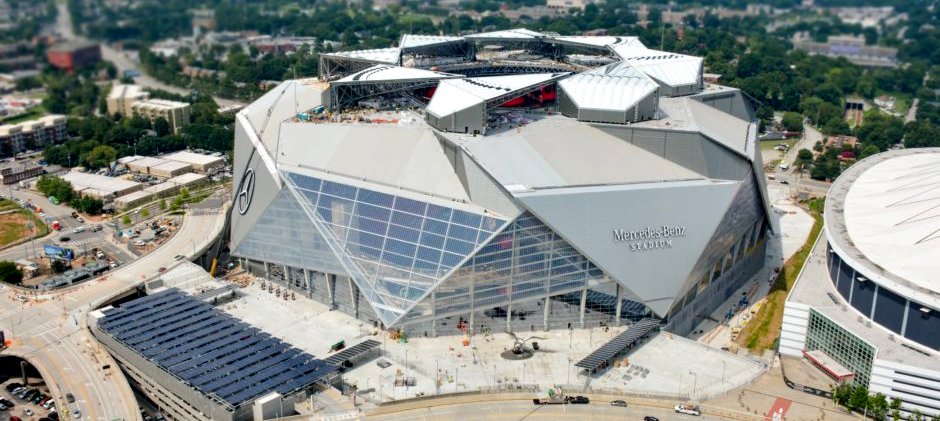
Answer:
[73, 226, 85, 233]
[674, 404, 701, 416]
[23, 408, 33, 416]
[73, 408, 81, 418]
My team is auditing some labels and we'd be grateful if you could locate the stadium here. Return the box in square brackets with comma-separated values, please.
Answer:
[229, 29, 772, 337]
[782, 148, 940, 416]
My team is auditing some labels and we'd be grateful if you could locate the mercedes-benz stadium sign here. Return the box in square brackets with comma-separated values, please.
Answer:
[612, 225, 688, 252]
[237, 168, 255, 215]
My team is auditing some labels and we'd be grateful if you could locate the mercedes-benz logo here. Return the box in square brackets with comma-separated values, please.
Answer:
[237, 168, 255, 215]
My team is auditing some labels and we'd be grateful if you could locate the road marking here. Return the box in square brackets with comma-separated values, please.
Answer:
[764, 397, 792, 421]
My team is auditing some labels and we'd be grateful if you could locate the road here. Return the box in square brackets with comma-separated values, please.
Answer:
[0, 190, 229, 421]
[0, 188, 134, 265]
[772, 124, 831, 197]
[368, 399, 723, 421]
[52, 1, 246, 110]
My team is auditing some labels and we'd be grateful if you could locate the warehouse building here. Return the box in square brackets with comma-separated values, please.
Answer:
[113, 172, 208, 209]
[61, 171, 142, 202]
[232, 30, 768, 338]
[149, 161, 192, 179]
[162, 151, 225, 173]
[45, 40, 101, 72]
[781, 148, 940, 417]
[91, 288, 339, 421]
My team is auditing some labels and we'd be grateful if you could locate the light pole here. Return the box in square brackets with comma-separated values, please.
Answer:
[523, 362, 526, 385]
[435, 359, 439, 394]
[689, 371, 698, 402]
[404, 349, 409, 391]
[493, 364, 497, 388]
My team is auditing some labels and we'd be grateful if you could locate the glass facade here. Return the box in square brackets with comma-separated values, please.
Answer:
[805, 308, 875, 385]
[424, 212, 607, 321]
[283, 171, 506, 325]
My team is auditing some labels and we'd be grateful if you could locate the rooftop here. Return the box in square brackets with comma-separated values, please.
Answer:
[135, 98, 189, 109]
[0, 114, 66, 136]
[825, 148, 940, 309]
[162, 150, 225, 166]
[47, 40, 98, 53]
[107, 84, 147, 100]
[61, 171, 140, 195]
[95, 288, 337, 409]
[789, 233, 939, 367]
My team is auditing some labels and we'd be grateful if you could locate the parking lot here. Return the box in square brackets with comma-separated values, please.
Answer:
[0, 377, 59, 420]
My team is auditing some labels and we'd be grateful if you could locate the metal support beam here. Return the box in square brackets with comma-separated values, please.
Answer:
[579, 288, 587, 328]
[614, 284, 623, 326]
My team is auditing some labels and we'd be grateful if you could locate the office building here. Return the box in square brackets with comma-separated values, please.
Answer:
[781, 148, 940, 417]
[231, 30, 770, 338]
[45, 40, 102, 72]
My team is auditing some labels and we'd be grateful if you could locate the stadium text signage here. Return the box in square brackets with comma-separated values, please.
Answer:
[612, 225, 687, 252]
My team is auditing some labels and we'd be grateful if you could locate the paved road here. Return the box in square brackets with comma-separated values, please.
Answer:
[0, 190, 229, 421]
[0, 188, 133, 265]
[369, 399, 722, 421]
[52, 1, 245, 110]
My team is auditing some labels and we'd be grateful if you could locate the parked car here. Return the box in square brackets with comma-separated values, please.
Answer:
[157, 267, 167, 273]
[22, 408, 33, 416]
[644, 417, 660, 421]
[610, 400, 627, 407]
[65, 393, 74, 404]
[71, 409, 80, 418]
[173, 255, 184, 261]
[674, 404, 701, 416]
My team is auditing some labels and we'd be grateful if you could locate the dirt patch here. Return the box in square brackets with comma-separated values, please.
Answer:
[0, 212, 34, 248]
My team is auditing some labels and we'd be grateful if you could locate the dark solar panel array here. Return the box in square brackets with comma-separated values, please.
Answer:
[323, 339, 380, 366]
[575, 318, 661, 370]
[98, 289, 337, 408]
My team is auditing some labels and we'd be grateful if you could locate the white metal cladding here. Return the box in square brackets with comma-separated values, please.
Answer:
[399, 34, 466, 49]
[425, 73, 563, 118]
[611, 46, 704, 89]
[464, 28, 545, 39]
[557, 61, 659, 123]
[320, 48, 402, 64]
[550, 35, 645, 49]
[238, 79, 325, 154]
[335, 65, 462, 83]
[276, 123, 471, 203]
[515, 179, 741, 315]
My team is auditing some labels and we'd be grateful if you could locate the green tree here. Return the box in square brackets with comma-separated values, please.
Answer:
[180, 188, 190, 202]
[159, 198, 167, 211]
[849, 385, 870, 413]
[153, 117, 171, 137]
[141, 208, 150, 218]
[50, 259, 69, 274]
[860, 145, 881, 159]
[83, 145, 117, 170]
[0, 261, 23, 285]
[781, 112, 804, 132]
[122, 215, 131, 225]
[796, 149, 814, 169]
[36, 175, 75, 203]
[890, 397, 903, 421]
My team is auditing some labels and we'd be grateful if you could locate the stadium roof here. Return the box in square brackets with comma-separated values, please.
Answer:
[829, 148, 940, 308]
[400, 34, 466, 49]
[277, 123, 473, 204]
[630, 96, 751, 156]
[611, 46, 704, 88]
[459, 116, 703, 190]
[465, 28, 545, 40]
[240, 79, 325, 154]
[320, 47, 401, 64]
[551, 35, 644, 49]
[335, 65, 461, 83]
[96, 289, 336, 409]
[558, 61, 659, 114]
[426, 73, 566, 118]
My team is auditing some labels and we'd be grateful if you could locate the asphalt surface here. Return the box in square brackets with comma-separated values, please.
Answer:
[369, 399, 723, 421]
[0, 190, 229, 421]
[0, 188, 133, 266]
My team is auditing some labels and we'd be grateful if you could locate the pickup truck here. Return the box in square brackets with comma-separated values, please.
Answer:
[674, 404, 701, 416]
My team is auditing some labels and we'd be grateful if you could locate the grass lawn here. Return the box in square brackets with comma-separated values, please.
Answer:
[738, 198, 824, 352]
[759, 139, 799, 151]
[0, 199, 49, 248]
[0, 105, 46, 125]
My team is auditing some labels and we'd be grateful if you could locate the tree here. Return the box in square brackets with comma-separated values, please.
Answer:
[782, 112, 804, 132]
[860, 145, 881, 159]
[159, 198, 167, 211]
[122, 215, 131, 225]
[50, 259, 69, 274]
[849, 385, 870, 414]
[890, 397, 903, 421]
[83, 145, 117, 170]
[153, 117, 171, 137]
[180, 187, 190, 202]
[140, 208, 150, 218]
[796, 149, 814, 169]
[0, 261, 23, 285]
[36, 175, 75, 203]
